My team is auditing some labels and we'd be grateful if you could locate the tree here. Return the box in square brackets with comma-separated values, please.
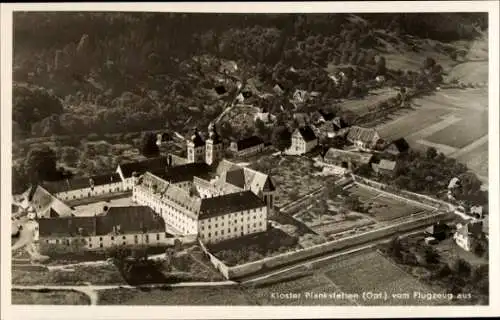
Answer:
[140, 132, 160, 158]
[271, 126, 291, 151]
[426, 147, 438, 160]
[24, 146, 60, 183]
[375, 56, 386, 76]
[451, 258, 472, 278]
[387, 236, 403, 260]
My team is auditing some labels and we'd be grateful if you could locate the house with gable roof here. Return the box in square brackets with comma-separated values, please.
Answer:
[288, 126, 318, 155]
[346, 126, 381, 151]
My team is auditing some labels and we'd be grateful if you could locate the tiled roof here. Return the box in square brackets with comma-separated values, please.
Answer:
[347, 126, 380, 144]
[226, 168, 246, 189]
[378, 159, 397, 171]
[297, 126, 317, 142]
[118, 157, 169, 178]
[31, 186, 73, 218]
[190, 130, 206, 147]
[42, 173, 121, 194]
[234, 136, 264, 150]
[152, 163, 212, 184]
[38, 206, 164, 238]
[199, 191, 266, 219]
[216, 160, 276, 194]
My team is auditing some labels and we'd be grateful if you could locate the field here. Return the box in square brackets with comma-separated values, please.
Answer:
[376, 87, 488, 181]
[426, 111, 488, 149]
[322, 250, 448, 305]
[12, 289, 90, 305]
[98, 287, 254, 305]
[345, 184, 430, 222]
[249, 155, 327, 209]
[337, 88, 399, 116]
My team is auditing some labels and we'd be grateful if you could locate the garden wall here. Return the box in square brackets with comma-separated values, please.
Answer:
[198, 239, 230, 279]
[206, 211, 448, 280]
[352, 175, 453, 211]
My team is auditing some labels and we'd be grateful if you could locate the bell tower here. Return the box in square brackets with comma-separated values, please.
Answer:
[205, 123, 223, 165]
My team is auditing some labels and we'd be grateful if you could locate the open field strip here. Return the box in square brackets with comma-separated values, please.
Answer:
[451, 134, 488, 158]
[415, 139, 458, 155]
[407, 114, 461, 141]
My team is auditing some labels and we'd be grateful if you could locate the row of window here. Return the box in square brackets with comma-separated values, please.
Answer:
[201, 210, 264, 224]
[202, 222, 263, 236]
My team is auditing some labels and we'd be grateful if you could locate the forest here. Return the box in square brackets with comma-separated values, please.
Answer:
[12, 12, 487, 192]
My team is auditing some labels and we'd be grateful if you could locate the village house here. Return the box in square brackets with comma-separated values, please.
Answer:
[35, 206, 168, 251]
[293, 89, 309, 103]
[454, 220, 485, 252]
[229, 136, 265, 157]
[372, 159, 399, 177]
[346, 126, 381, 151]
[41, 173, 123, 202]
[319, 116, 350, 139]
[289, 126, 318, 155]
[384, 138, 410, 156]
[29, 185, 74, 218]
[425, 222, 449, 241]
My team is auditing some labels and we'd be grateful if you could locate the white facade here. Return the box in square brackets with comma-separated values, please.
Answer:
[206, 138, 223, 165]
[54, 181, 124, 202]
[230, 142, 264, 157]
[187, 141, 206, 163]
[133, 185, 199, 235]
[289, 130, 318, 155]
[198, 206, 268, 244]
[454, 232, 473, 251]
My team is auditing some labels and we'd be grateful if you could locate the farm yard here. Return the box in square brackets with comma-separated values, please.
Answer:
[249, 155, 328, 209]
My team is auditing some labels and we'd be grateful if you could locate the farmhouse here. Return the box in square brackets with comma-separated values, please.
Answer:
[346, 126, 381, 151]
[36, 206, 168, 250]
[454, 220, 484, 252]
[289, 126, 318, 155]
[320, 116, 350, 138]
[372, 159, 398, 177]
[42, 173, 123, 202]
[229, 136, 265, 157]
[385, 138, 410, 156]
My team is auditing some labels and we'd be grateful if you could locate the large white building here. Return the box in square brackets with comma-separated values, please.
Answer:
[133, 159, 275, 244]
[29, 124, 276, 248]
[288, 126, 318, 155]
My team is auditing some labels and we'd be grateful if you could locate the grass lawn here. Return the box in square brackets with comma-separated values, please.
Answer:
[12, 263, 125, 286]
[98, 287, 253, 305]
[322, 250, 446, 305]
[12, 289, 90, 305]
[426, 111, 488, 149]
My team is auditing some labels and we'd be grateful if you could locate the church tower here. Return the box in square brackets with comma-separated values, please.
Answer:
[205, 123, 223, 166]
[187, 128, 206, 163]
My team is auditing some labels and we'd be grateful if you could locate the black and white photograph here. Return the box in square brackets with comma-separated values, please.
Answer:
[1, 1, 499, 319]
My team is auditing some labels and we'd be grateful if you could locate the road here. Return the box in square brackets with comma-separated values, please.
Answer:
[13, 281, 237, 305]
